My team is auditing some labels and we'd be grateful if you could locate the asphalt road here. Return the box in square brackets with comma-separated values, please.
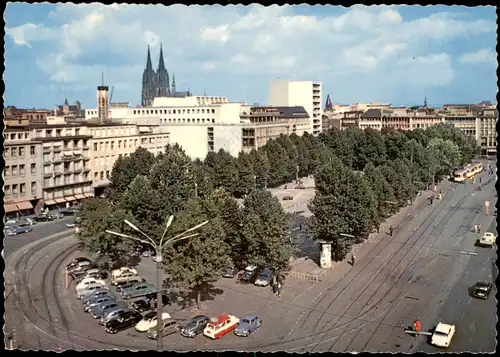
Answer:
[3, 216, 75, 258]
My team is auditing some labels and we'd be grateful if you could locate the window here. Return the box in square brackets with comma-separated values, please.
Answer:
[134, 139, 138, 146]
[94, 143, 98, 151]
[94, 172, 98, 179]
[212, 109, 215, 114]
[31, 163, 36, 175]
[173, 110, 176, 114]
[20, 183, 26, 195]
[5, 185, 10, 196]
[118, 140, 122, 148]
[12, 184, 18, 195]
[12, 165, 18, 176]
[56, 129, 62, 137]
[75, 129, 80, 136]
[129, 140, 132, 148]
[30, 145, 36, 155]
[4, 166, 10, 177]
[111, 141, 115, 150]
[100, 171, 104, 180]
[11, 148, 17, 157]
[19, 164, 25, 176]
[106, 170, 110, 178]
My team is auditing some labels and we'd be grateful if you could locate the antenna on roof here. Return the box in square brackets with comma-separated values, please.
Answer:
[102, 72, 104, 86]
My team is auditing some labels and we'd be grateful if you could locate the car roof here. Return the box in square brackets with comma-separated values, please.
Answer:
[435, 322, 453, 333]
[211, 314, 231, 325]
[144, 312, 156, 318]
[192, 315, 209, 321]
[476, 281, 491, 286]
[242, 314, 258, 320]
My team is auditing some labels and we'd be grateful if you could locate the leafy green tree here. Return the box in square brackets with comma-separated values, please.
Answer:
[191, 158, 214, 198]
[204, 149, 239, 194]
[306, 138, 334, 175]
[359, 128, 387, 168]
[276, 134, 299, 181]
[319, 127, 356, 167]
[249, 148, 270, 189]
[289, 133, 310, 178]
[163, 198, 230, 309]
[384, 131, 410, 161]
[263, 139, 290, 186]
[106, 147, 157, 203]
[240, 189, 293, 274]
[78, 198, 134, 266]
[364, 162, 396, 223]
[235, 151, 256, 196]
[308, 156, 377, 259]
[427, 137, 462, 176]
[379, 159, 414, 207]
[426, 123, 478, 164]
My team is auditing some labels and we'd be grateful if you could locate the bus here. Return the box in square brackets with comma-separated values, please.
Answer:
[453, 163, 483, 182]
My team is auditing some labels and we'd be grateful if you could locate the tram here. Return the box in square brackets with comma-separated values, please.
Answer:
[453, 163, 483, 182]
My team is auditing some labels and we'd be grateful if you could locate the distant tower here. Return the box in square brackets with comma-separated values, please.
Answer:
[325, 94, 333, 111]
[97, 72, 109, 122]
[171, 73, 176, 95]
[141, 46, 157, 106]
[424, 93, 428, 108]
[156, 43, 170, 97]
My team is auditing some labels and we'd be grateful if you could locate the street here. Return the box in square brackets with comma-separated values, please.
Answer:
[5, 169, 496, 352]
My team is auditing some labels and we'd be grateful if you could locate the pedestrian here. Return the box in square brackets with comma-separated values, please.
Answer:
[479, 177, 482, 184]
[272, 282, 278, 295]
[351, 254, 356, 266]
[414, 319, 421, 333]
[430, 197, 434, 205]
[299, 223, 302, 231]
[389, 226, 393, 236]
[277, 281, 282, 297]
[377, 226, 380, 234]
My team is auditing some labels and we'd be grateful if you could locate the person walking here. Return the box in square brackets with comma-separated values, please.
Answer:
[277, 281, 282, 297]
[389, 226, 393, 236]
[413, 319, 421, 333]
[351, 254, 356, 266]
[299, 223, 302, 231]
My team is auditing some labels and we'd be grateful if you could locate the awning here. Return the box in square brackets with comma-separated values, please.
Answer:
[74, 194, 86, 199]
[73, 151, 82, 155]
[63, 152, 73, 156]
[54, 198, 67, 203]
[43, 199, 57, 205]
[16, 201, 34, 210]
[84, 193, 94, 198]
[4, 203, 18, 213]
[65, 196, 77, 202]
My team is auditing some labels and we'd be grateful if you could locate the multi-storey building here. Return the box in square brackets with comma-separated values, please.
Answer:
[239, 106, 310, 151]
[88, 123, 169, 188]
[341, 111, 364, 130]
[3, 127, 44, 216]
[360, 107, 444, 131]
[269, 79, 323, 135]
[54, 98, 83, 119]
[476, 107, 498, 155]
[4, 106, 51, 125]
[441, 104, 478, 138]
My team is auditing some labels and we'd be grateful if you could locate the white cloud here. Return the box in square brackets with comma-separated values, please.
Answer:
[4, 4, 496, 107]
[459, 48, 497, 65]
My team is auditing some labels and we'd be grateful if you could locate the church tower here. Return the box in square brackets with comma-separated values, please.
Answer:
[325, 94, 333, 111]
[156, 43, 170, 97]
[141, 46, 157, 106]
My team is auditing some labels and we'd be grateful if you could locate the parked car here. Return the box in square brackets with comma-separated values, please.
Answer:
[142, 250, 152, 258]
[17, 217, 36, 226]
[4, 219, 17, 226]
[240, 265, 258, 283]
[203, 314, 240, 340]
[76, 284, 107, 299]
[478, 232, 497, 247]
[111, 267, 138, 279]
[89, 301, 122, 319]
[180, 315, 210, 338]
[68, 260, 94, 274]
[48, 210, 64, 220]
[60, 209, 77, 216]
[130, 298, 152, 313]
[469, 281, 492, 299]
[254, 268, 274, 287]
[67, 257, 92, 269]
[80, 268, 108, 281]
[282, 196, 294, 200]
[81, 289, 112, 304]
[115, 277, 145, 291]
[33, 214, 53, 222]
[234, 314, 262, 337]
[135, 311, 172, 332]
[100, 307, 130, 326]
[4, 225, 34, 236]
[222, 265, 240, 278]
[121, 283, 156, 300]
[75, 277, 107, 291]
[147, 319, 181, 339]
[84, 296, 116, 312]
[112, 272, 141, 285]
[145, 293, 171, 308]
[431, 322, 455, 348]
[105, 311, 143, 334]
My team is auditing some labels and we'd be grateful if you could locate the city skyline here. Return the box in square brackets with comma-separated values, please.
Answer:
[5, 3, 497, 109]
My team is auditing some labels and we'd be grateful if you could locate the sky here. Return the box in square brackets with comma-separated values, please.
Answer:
[4, 4, 498, 110]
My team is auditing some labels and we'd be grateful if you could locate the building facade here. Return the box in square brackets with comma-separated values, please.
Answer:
[4, 106, 51, 125]
[441, 104, 478, 138]
[360, 108, 444, 131]
[3, 127, 44, 216]
[476, 107, 498, 155]
[54, 99, 83, 118]
[269, 79, 323, 135]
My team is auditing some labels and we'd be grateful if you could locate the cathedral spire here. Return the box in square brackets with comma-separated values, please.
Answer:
[146, 45, 153, 72]
[424, 93, 428, 108]
[325, 93, 333, 111]
[172, 73, 176, 94]
[158, 43, 166, 71]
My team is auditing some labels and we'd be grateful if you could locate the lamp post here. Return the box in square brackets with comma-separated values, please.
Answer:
[194, 182, 198, 198]
[106, 217, 208, 351]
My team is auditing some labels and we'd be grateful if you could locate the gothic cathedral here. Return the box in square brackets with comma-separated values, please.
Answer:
[141, 44, 191, 106]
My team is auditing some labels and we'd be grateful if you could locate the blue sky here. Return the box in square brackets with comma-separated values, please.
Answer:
[4, 4, 497, 110]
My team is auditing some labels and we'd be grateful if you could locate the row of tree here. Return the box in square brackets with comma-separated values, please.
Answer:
[78, 123, 477, 306]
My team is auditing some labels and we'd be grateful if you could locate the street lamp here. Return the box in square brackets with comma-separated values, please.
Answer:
[106, 216, 209, 351]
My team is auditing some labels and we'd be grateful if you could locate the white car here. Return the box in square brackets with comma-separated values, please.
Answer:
[76, 283, 107, 299]
[111, 267, 138, 279]
[75, 278, 106, 291]
[112, 272, 139, 285]
[135, 311, 172, 332]
[431, 322, 455, 348]
[254, 268, 274, 287]
[478, 232, 496, 247]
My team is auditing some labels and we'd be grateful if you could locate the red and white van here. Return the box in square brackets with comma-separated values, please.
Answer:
[203, 314, 240, 339]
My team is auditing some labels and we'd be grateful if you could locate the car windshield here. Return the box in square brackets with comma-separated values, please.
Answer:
[242, 319, 251, 324]
[434, 331, 449, 337]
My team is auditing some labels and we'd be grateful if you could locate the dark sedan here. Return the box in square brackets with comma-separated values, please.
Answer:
[131, 298, 152, 313]
[33, 214, 53, 222]
[145, 292, 171, 307]
[222, 266, 240, 278]
[469, 281, 492, 299]
[105, 311, 143, 334]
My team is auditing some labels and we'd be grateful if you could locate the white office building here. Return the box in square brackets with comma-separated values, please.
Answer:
[268, 79, 323, 135]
